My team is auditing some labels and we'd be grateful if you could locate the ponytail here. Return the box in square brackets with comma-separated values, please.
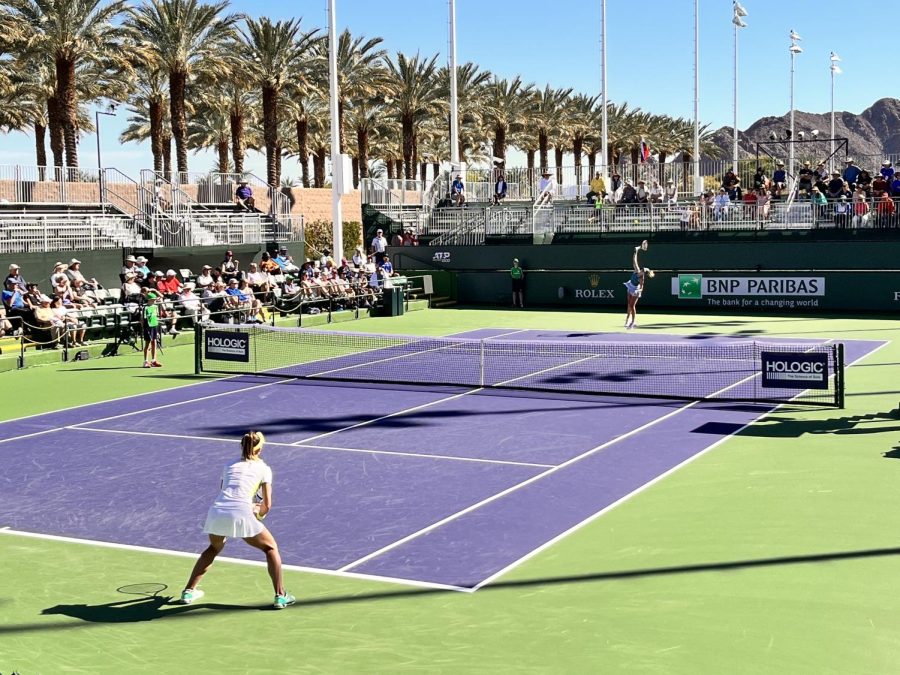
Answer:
[241, 431, 265, 460]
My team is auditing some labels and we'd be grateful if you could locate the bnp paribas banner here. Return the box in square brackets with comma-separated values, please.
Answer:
[672, 275, 826, 310]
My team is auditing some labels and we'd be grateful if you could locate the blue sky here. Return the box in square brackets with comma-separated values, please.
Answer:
[0, 0, 885, 179]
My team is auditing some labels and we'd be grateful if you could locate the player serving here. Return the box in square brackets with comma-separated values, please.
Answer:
[623, 240, 654, 330]
[178, 431, 295, 609]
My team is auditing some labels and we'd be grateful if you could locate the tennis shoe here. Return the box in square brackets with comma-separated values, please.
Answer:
[273, 592, 296, 609]
[179, 588, 204, 604]
[151, 361, 163, 367]
[143, 361, 151, 368]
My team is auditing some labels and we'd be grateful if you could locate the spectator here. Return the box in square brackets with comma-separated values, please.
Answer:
[586, 172, 606, 204]
[235, 180, 256, 212]
[238, 278, 266, 323]
[50, 296, 86, 346]
[379, 257, 398, 278]
[609, 173, 623, 201]
[221, 250, 240, 282]
[204, 281, 229, 321]
[66, 258, 100, 291]
[2, 277, 32, 327]
[826, 171, 846, 200]
[881, 160, 895, 181]
[246, 262, 270, 298]
[225, 278, 249, 318]
[851, 188, 870, 228]
[842, 158, 861, 187]
[135, 256, 151, 281]
[726, 179, 742, 203]
[620, 181, 638, 204]
[153, 178, 170, 211]
[772, 161, 787, 197]
[53, 276, 80, 309]
[259, 251, 280, 275]
[24, 282, 42, 307]
[493, 174, 508, 204]
[436, 193, 453, 208]
[70, 279, 97, 307]
[815, 163, 829, 182]
[752, 166, 767, 191]
[874, 191, 896, 228]
[273, 246, 300, 273]
[810, 186, 828, 222]
[50, 261, 70, 287]
[0, 304, 12, 338]
[756, 188, 771, 221]
[32, 294, 61, 349]
[872, 172, 889, 196]
[370, 229, 388, 258]
[351, 246, 366, 268]
[635, 180, 650, 204]
[178, 282, 206, 324]
[535, 169, 556, 205]
[159, 269, 183, 299]
[450, 174, 466, 207]
[742, 188, 758, 219]
[121, 255, 139, 280]
[196, 265, 215, 290]
[833, 195, 851, 228]
[722, 169, 738, 189]
[664, 180, 678, 205]
[713, 188, 730, 220]
[649, 180, 664, 204]
[891, 173, 900, 198]
[390, 230, 403, 247]
[857, 168, 873, 192]
[797, 161, 814, 197]
[5, 264, 27, 292]
[122, 272, 142, 304]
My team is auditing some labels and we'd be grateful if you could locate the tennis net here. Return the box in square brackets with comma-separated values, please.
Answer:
[195, 324, 844, 407]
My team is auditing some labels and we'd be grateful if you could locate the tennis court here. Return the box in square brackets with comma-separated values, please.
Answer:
[2, 309, 899, 673]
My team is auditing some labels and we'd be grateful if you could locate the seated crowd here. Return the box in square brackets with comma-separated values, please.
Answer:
[1, 243, 402, 349]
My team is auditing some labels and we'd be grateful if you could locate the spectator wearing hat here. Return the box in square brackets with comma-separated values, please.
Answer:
[121, 255, 139, 281]
[221, 250, 240, 283]
[159, 269, 183, 299]
[620, 181, 638, 205]
[450, 174, 466, 207]
[842, 158, 861, 187]
[65, 258, 100, 291]
[664, 179, 678, 205]
[5, 263, 27, 293]
[135, 256, 151, 280]
[142, 291, 162, 368]
[49, 261, 70, 288]
[772, 161, 787, 197]
[881, 160, 895, 181]
[122, 271, 142, 304]
[70, 279, 97, 307]
[273, 246, 300, 273]
[2, 277, 32, 329]
[609, 173, 623, 202]
[234, 180, 255, 212]
[833, 194, 851, 228]
[872, 172, 889, 196]
[826, 171, 846, 200]
[510, 258, 525, 308]
[225, 277, 249, 320]
[32, 294, 62, 349]
[196, 265, 215, 289]
[586, 172, 606, 205]
[536, 169, 556, 206]
[178, 283, 205, 324]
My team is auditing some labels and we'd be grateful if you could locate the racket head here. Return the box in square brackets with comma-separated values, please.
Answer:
[117, 583, 168, 597]
[641, 240, 649, 251]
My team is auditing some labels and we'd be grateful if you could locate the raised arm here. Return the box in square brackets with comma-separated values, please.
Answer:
[632, 247, 641, 274]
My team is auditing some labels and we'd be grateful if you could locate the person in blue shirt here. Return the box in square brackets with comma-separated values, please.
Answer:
[772, 161, 787, 198]
[881, 160, 895, 181]
[3, 278, 32, 329]
[450, 174, 466, 207]
[379, 258, 397, 277]
[842, 159, 861, 187]
[891, 175, 900, 198]
[623, 243, 654, 330]
[235, 180, 256, 212]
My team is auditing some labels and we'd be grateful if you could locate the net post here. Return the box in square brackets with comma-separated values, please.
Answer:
[479, 339, 485, 387]
[193, 322, 202, 374]
[835, 343, 845, 409]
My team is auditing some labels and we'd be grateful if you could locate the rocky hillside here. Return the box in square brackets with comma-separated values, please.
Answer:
[710, 98, 900, 164]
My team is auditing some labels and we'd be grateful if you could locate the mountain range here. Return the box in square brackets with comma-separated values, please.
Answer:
[709, 97, 900, 166]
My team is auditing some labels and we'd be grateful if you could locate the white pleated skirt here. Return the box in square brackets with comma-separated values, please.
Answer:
[623, 280, 642, 298]
[203, 504, 264, 538]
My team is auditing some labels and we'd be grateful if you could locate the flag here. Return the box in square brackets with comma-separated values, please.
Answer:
[639, 138, 650, 163]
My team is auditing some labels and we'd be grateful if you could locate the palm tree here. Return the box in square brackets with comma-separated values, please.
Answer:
[384, 51, 443, 179]
[126, 0, 240, 178]
[565, 94, 598, 190]
[345, 95, 394, 187]
[482, 76, 534, 164]
[7, 0, 130, 168]
[187, 97, 231, 172]
[438, 61, 490, 163]
[335, 29, 386, 154]
[238, 16, 319, 187]
[532, 85, 572, 170]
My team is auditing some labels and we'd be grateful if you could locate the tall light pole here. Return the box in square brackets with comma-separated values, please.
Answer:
[600, 0, 608, 183]
[732, 3, 747, 174]
[327, 0, 343, 260]
[95, 104, 116, 171]
[693, 0, 701, 195]
[448, 0, 459, 174]
[830, 52, 842, 173]
[788, 30, 802, 192]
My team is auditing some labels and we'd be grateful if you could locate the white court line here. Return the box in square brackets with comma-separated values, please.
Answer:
[69, 425, 553, 469]
[337, 358, 807, 574]
[474, 338, 888, 589]
[0, 528, 471, 593]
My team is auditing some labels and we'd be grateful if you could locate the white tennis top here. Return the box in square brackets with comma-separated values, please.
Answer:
[212, 458, 273, 509]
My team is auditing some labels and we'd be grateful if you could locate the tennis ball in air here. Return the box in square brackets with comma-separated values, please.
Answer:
[633, 219, 639, 224]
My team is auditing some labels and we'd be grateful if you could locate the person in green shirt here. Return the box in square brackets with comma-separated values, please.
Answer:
[510, 258, 525, 308]
[143, 291, 162, 368]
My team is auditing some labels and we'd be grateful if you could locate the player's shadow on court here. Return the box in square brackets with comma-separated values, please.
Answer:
[692, 407, 900, 439]
[41, 595, 262, 624]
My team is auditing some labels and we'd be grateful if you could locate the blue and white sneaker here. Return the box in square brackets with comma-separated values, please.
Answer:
[179, 588, 204, 604]
[273, 592, 296, 609]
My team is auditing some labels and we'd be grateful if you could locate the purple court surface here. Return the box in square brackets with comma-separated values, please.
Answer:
[0, 329, 885, 590]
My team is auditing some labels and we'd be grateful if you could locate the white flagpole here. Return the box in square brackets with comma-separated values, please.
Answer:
[327, 0, 343, 260]
[693, 0, 700, 195]
[830, 52, 841, 173]
[600, 0, 608, 184]
[449, 0, 459, 171]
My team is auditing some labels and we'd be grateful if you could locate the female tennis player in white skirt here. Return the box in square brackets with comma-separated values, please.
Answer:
[178, 431, 295, 609]
[624, 241, 654, 329]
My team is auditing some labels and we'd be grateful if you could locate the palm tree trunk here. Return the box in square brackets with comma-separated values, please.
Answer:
[163, 134, 172, 179]
[48, 96, 63, 179]
[432, 161, 439, 178]
[554, 148, 563, 183]
[169, 69, 189, 179]
[351, 156, 359, 188]
[386, 160, 395, 180]
[35, 123, 47, 179]
[419, 161, 427, 184]
[493, 125, 506, 163]
[588, 150, 596, 179]
[681, 152, 691, 194]
[356, 127, 369, 179]
[275, 141, 282, 187]
[338, 98, 345, 154]
[526, 150, 535, 199]
[658, 150, 668, 183]
[538, 130, 549, 170]
[217, 140, 229, 173]
[262, 85, 278, 186]
[55, 56, 78, 168]
[394, 159, 402, 179]
[149, 98, 164, 174]
[401, 115, 414, 180]
[314, 147, 326, 188]
[230, 110, 244, 174]
[296, 118, 309, 188]
[573, 136, 584, 190]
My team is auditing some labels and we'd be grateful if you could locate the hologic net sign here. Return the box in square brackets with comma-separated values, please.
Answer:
[205, 330, 250, 362]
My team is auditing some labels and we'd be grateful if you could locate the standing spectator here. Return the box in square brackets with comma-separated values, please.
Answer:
[5, 264, 27, 292]
[756, 188, 771, 221]
[535, 169, 556, 205]
[881, 160, 895, 181]
[833, 195, 851, 228]
[510, 258, 525, 308]
[842, 158, 861, 187]
[234, 180, 256, 212]
[713, 188, 731, 220]
[874, 191, 896, 228]
[493, 173, 508, 204]
[221, 250, 240, 282]
[66, 259, 100, 291]
[450, 174, 466, 207]
[664, 180, 678, 205]
[370, 229, 388, 259]
[891, 173, 900, 198]
[586, 172, 606, 204]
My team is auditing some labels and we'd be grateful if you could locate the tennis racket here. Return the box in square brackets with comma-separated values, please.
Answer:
[253, 487, 267, 520]
[641, 240, 649, 251]
[117, 583, 168, 597]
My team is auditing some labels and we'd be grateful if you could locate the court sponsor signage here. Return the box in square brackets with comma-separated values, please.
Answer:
[432, 251, 451, 263]
[760, 351, 829, 389]
[572, 273, 616, 300]
[674, 275, 825, 309]
[205, 330, 250, 362]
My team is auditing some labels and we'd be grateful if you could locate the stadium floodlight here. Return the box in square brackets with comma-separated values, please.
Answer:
[789, 44, 803, 54]
[810, 129, 819, 138]
[731, 1, 748, 172]
[789, 30, 802, 41]
[769, 131, 778, 141]
[732, 15, 746, 27]
[733, 1, 748, 17]
[830, 52, 842, 171]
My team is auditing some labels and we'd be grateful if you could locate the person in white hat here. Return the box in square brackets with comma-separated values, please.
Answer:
[536, 169, 556, 206]
[450, 174, 466, 207]
[881, 160, 895, 181]
[4, 263, 27, 292]
[135, 256, 151, 280]
[66, 258, 100, 291]
[121, 255, 138, 278]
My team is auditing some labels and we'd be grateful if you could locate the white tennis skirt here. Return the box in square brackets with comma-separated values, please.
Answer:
[624, 281, 642, 298]
[203, 504, 264, 538]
